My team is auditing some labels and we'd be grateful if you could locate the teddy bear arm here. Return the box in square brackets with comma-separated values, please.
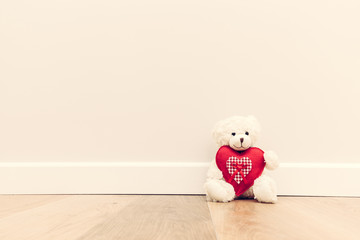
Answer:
[263, 150, 279, 170]
[207, 159, 223, 179]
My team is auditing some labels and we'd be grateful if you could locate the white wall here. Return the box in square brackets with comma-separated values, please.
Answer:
[1, 0, 360, 164]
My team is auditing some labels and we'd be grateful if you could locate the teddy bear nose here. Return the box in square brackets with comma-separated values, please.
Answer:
[240, 138, 244, 143]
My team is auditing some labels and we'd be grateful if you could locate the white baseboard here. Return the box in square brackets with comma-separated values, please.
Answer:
[0, 162, 359, 196]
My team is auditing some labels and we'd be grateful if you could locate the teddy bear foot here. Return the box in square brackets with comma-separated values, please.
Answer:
[204, 179, 236, 203]
[253, 175, 278, 203]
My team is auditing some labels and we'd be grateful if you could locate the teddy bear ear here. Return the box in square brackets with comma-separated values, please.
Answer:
[247, 115, 261, 131]
[211, 118, 230, 144]
[247, 115, 258, 122]
[211, 119, 224, 140]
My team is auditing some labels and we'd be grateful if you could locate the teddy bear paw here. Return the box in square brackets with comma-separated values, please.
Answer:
[253, 175, 278, 203]
[204, 179, 235, 203]
[264, 150, 279, 170]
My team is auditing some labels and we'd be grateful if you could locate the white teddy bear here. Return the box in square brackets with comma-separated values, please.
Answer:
[204, 116, 279, 203]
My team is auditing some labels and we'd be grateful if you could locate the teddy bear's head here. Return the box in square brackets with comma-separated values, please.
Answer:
[212, 115, 261, 151]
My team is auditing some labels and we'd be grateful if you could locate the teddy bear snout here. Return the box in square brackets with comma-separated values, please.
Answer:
[229, 135, 252, 151]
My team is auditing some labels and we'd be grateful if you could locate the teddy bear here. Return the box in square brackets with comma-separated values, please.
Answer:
[204, 115, 279, 203]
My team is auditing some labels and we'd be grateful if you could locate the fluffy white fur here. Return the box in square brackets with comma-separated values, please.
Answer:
[205, 115, 279, 203]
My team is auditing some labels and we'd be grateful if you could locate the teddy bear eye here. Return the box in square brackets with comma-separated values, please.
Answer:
[245, 131, 249, 135]
[231, 132, 236, 136]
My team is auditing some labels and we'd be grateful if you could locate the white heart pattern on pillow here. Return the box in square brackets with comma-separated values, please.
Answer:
[226, 156, 252, 184]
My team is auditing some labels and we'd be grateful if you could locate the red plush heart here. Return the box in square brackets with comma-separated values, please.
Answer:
[216, 146, 266, 196]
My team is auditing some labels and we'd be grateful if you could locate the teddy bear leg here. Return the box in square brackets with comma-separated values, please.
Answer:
[204, 179, 236, 203]
[253, 175, 278, 203]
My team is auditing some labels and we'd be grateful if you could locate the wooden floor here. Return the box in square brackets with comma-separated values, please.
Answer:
[208, 197, 360, 240]
[0, 195, 359, 240]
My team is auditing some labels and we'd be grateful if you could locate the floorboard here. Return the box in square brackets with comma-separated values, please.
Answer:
[0, 195, 216, 240]
[208, 197, 360, 240]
